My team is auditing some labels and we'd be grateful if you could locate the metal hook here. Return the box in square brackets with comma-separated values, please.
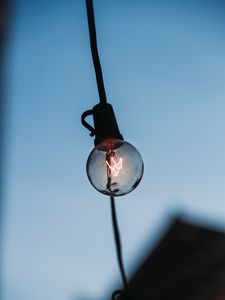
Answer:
[81, 109, 95, 137]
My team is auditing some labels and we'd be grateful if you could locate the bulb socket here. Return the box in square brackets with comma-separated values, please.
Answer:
[92, 103, 123, 146]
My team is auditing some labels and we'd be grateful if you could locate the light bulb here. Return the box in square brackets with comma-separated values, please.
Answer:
[86, 138, 144, 196]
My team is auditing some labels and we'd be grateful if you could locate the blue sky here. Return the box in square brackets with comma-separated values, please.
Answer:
[2, 0, 225, 299]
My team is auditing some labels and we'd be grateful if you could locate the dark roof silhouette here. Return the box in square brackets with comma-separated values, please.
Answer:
[123, 218, 225, 300]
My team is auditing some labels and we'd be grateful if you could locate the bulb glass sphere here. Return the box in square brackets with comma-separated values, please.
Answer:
[86, 139, 144, 196]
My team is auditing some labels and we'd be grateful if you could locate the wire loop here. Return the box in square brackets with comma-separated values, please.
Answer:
[81, 109, 95, 136]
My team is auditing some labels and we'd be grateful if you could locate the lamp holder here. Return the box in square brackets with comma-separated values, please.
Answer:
[81, 102, 124, 146]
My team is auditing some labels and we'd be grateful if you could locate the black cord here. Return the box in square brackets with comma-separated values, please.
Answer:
[110, 196, 129, 294]
[85, 0, 107, 104]
[85, 1, 129, 298]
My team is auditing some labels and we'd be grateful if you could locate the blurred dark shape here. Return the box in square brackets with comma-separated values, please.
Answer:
[1, 0, 12, 298]
[122, 218, 225, 300]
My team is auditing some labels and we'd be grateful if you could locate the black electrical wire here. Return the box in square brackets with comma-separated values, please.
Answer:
[85, 0, 107, 104]
[85, 0, 129, 298]
[110, 196, 128, 291]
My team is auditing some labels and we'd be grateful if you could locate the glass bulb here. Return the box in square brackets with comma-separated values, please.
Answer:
[86, 139, 144, 196]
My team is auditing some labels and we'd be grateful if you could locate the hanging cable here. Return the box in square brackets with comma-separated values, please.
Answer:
[85, 0, 129, 298]
[110, 196, 128, 289]
[111, 195, 134, 299]
[85, 0, 107, 104]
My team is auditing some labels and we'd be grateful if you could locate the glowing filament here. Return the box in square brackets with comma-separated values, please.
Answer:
[106, 157, 123, 177]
